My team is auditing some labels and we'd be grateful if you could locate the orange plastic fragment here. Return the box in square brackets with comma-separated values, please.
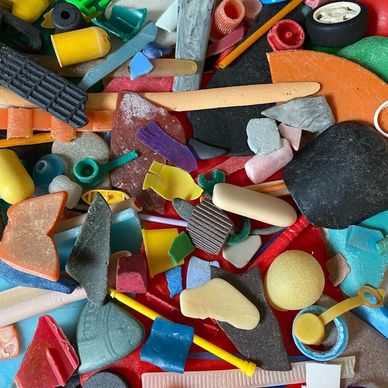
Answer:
[0, 192, 67, 281]
[0, 324, 20, 360]
[7, 108, 33, 139]
[268, 50, 388, 129]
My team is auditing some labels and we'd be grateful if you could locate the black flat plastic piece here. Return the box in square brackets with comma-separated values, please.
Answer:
[0, 7, 44, 53]
[0, 44, 88, 128]
[52, 2, 85, 33]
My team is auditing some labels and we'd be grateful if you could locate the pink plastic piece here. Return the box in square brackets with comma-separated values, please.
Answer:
[304, 0, 332, 9]
[116, 254, 148, 293]
[206, 25, 245, 57]
[211, 156, 252, 175]
[108, 251, 131, 288]
[245, 139, 293, 184]
[279, 123, 302, 151]
[241, 0, 262, 25]
[211, 0, 246, 38]
[15, 315, 79, 388]
[267, 19, 305, 51]
[104, 77, 173, 93]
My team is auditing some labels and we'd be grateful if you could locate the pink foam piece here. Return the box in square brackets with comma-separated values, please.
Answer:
[116, 254, 148, 293]
[241, 0, 262, 25]
[211, 0, 245, 38]
[104, 77, 174, 93]
[108, 251, 131, 288]
[245, 138, 293, 184]
[279, 123, 302, 151]
[206, 25, 245, 57]
[211, 156, 252, 175]
[304, 0, 332, 9]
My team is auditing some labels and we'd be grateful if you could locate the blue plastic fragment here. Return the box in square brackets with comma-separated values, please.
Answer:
[32, 154, 66, 189]
[345, 225, 383, 255]
[0, 260, 78, 294]
[142, 41, 173, 59]
[165, 266, 182, 298]
[186, 256, 219, 289]
[129, 52, 154, 80]
[140, 317, 194, 373]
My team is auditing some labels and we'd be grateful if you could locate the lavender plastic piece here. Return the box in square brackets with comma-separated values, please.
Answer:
[136, 120, 197, 172]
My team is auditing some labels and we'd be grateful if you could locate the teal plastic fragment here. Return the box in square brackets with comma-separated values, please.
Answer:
[168, 231, 194, 266]
[78, 22, 157, 91]
[197, 169, 226, 196]
[345, 225, 383, 255]
[172, 198, 195, 221]
[66, 0, 110, 16]
[226, 217, 251, 245]
[92, 6, 147, 42]
[73, 150, 138, 188]
[376, 236, 388, 256]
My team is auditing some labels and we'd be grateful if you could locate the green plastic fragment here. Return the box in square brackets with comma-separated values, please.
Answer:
[336, 37, 388, 82]
[226, 217, 251, 245]
[197, 169, 226, 196]
[172, 198, 195, 221]
[376, 236, 388, 256]
[92, 6, 148, 41]
[168, 232, 194, 266]
[306, 42, 343, 55]
[66, 0, 111, 16]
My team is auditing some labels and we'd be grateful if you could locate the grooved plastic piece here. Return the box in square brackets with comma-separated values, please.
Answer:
[0, 44, 88, 128]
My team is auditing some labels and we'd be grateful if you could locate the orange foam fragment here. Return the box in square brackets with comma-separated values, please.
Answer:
[268, 50, 388, 130]
[7, 109, 33, 139]
[0, 192, 67, 281]
[0, 325, 20, 360]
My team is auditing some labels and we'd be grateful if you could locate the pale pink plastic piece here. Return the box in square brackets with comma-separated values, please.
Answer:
[241, 0, 262, 25]
[245, 138, 293, 184]
[279, 123, 302, 151]
[211, 0, 246, 38]
[304, 0, 333, 9]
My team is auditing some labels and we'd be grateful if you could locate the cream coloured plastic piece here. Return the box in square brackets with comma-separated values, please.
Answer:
[0, 286, 86, 327]
[213, 183, 297, 227]
[180, 278, 260, 330]
[0, 82, 320, 112]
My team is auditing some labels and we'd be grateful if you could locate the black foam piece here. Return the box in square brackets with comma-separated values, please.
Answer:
[65, 193, 111, 305]
[0, 43, 88, 128]
[283, 121, 388, 229]
[83, 371, 129, 388]
[211, 266, 291, 371]
[52, 2, 85, 33]
[188, 4, 307, 155]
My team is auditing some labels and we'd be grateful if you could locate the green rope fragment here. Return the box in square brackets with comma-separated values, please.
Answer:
[226, 217, 251, 245]
[197, 169, 226, 196]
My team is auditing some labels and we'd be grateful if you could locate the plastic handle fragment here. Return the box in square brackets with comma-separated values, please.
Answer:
[108, 288, 256, 377]
[74, 150, 138, 187]
[294, 286, 385, 345]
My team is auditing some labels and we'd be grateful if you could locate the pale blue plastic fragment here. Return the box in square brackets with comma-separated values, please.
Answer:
[165, 266, 182, 298]
[129, 52, 153, 80]
[186, 256, 219, 289]
[345, 225, 383, 255]
[78, 22, 157, 91]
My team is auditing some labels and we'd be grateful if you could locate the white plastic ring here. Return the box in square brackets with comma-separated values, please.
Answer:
[374, 100, 388, 138]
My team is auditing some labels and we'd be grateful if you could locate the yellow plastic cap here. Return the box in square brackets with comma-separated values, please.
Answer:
[293, 313, 325, 345]
[11, 0, 50, 23]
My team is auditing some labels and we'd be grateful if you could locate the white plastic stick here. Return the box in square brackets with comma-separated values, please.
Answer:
[138, 213, 188, 227]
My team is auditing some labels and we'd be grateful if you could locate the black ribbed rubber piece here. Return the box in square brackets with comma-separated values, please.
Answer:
[0, 43, 88, 128]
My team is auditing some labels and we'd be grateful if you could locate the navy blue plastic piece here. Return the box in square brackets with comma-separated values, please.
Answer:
[33, 154, 66, 189]
[140, 317, 194, 373]
[142, 41, 173, 59]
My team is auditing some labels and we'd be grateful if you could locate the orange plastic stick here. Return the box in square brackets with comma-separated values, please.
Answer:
[0, 133, 54, 148]
[218, 0, 304, 68]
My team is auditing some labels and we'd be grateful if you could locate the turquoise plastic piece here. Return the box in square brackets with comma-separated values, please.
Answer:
[376, 236, 388, 256]
[66, 0, 110, 16]
[345, 225, 383, 255]
[140, 317, 194, 374]
[197, 169, 226, 196]
[32, 154, 66, 189]
[73, 150, 138, 188]
[92, 6, 147, 41]
[78, 22, 157, 91]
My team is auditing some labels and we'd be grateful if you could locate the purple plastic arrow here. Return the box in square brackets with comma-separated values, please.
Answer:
[136, 120, 198, 172]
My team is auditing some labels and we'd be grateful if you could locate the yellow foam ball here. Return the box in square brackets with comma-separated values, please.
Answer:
[264, 250, 325, 310]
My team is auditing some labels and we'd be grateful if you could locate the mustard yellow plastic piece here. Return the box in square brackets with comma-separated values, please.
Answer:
[109, 287, 257, 377]
[82, 189, 142, 211]
[51, 26, 111, 67]
[11, 0, 51, 23]
[0, 149, 35, 204]
[294, 286, 385, 345]
[141, 228, 179, 277]
[41, 9, 55, 29]
[0, 133, 54, 148]
[143, 161, 203, 201]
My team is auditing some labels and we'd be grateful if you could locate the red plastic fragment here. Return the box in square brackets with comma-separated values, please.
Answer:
[15, 315, 79, 388]
[267, 19, 305, 51]
[116, 254, 148, 293]
[104, 76, 174, 93]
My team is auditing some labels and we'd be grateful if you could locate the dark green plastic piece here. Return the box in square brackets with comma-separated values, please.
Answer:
[92, 6, 147, 41]
[226, 217, 251, 245]
[197, 169, 226, 196]
[168, 232, 194, 266]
